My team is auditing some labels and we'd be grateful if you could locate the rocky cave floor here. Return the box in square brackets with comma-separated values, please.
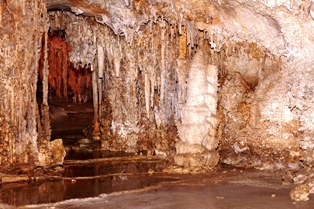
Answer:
[0, 103, 313, 208]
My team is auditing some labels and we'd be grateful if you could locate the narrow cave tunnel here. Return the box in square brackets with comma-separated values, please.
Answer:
[0, 0, 314, 208]
[38, 25, 96, 151]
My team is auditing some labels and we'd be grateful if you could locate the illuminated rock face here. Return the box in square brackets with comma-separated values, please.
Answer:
[0, 0, 49, 169]
[0, 0, 313, 172]
[175, 50, 219, 168]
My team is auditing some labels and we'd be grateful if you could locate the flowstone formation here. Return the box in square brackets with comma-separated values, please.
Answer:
[0, 0, 59, 169]
[175, 50, 219, 169]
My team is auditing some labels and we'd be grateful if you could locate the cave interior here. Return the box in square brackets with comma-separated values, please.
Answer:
[0, 0, 313, 208]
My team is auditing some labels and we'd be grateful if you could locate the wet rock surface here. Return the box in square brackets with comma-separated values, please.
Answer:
[0, 154, 171, 207]
[13, 168, 314, 209]
[0, 174, 175, 207]
[50, 102, 94, 141]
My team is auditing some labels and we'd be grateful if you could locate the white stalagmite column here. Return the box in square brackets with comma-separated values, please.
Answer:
[175, 49, 219, 169]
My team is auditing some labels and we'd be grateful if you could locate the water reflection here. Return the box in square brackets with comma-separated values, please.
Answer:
[0, 175, 175, 206]
[64, 161, 167, 177]
[65, 150, 135, 160]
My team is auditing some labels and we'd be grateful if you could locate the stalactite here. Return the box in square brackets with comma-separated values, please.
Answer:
[42, 31, 48, 106]
[179, 26, 187, 59]
[45, 33, 71, 101]
[144, 72, 150, 117]
[160, 21, 166, 104]
[178, 13, 183, 35]
[34, 0, 38, 14]
[150, 68, 155, 109]
[91, 64, 100, 138]
[97, 44, 105, 78]
[21, 0, 25, 16]
[0, 3, 3, 23]
[98, 78, 103, 120]
[62, 48, 68, 102]
[113, 45, 121, 77]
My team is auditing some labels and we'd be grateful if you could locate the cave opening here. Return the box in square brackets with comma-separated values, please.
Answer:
[37, 17, 96, 152]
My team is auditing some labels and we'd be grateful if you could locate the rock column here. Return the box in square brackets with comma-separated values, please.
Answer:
[175, 50, 219, 169]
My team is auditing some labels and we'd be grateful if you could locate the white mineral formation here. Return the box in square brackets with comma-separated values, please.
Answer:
[175, 50, 219, 168]
[97, 44, 105, 78]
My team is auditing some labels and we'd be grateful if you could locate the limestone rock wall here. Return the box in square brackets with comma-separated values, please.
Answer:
[48, 1, 314, 170]
[216, 1, 314, 170]
[0, 0, 48, 169]
[0, 1, 67, 170]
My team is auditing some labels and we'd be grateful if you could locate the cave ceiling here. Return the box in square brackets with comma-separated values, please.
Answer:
[46, 0, 219, 34]
[46, 0, 314, 63]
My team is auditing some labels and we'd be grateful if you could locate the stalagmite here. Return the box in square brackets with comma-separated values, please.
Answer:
[175, 50, 219, 169]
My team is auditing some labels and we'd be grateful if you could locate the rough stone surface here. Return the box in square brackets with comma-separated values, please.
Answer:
[174, 151, 219, 168]
[0, 0, 49, 169]
[49, 139, 66, 165]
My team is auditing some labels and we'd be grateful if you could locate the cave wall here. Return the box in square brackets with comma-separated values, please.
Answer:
[216, 1, 314, 170]
[49, 12, 181, 156]
[0, 0, 48, 169]
[97, 23, 180, 155]
[48, 0, 314, 170]
[0, 0, 312, 171]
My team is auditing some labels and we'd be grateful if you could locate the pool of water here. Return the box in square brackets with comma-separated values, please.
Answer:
[65, 149, 135, 160]
[0, 174, 176, 206]
[0, 152, 171, 207]
[64, 160, 166, 177]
